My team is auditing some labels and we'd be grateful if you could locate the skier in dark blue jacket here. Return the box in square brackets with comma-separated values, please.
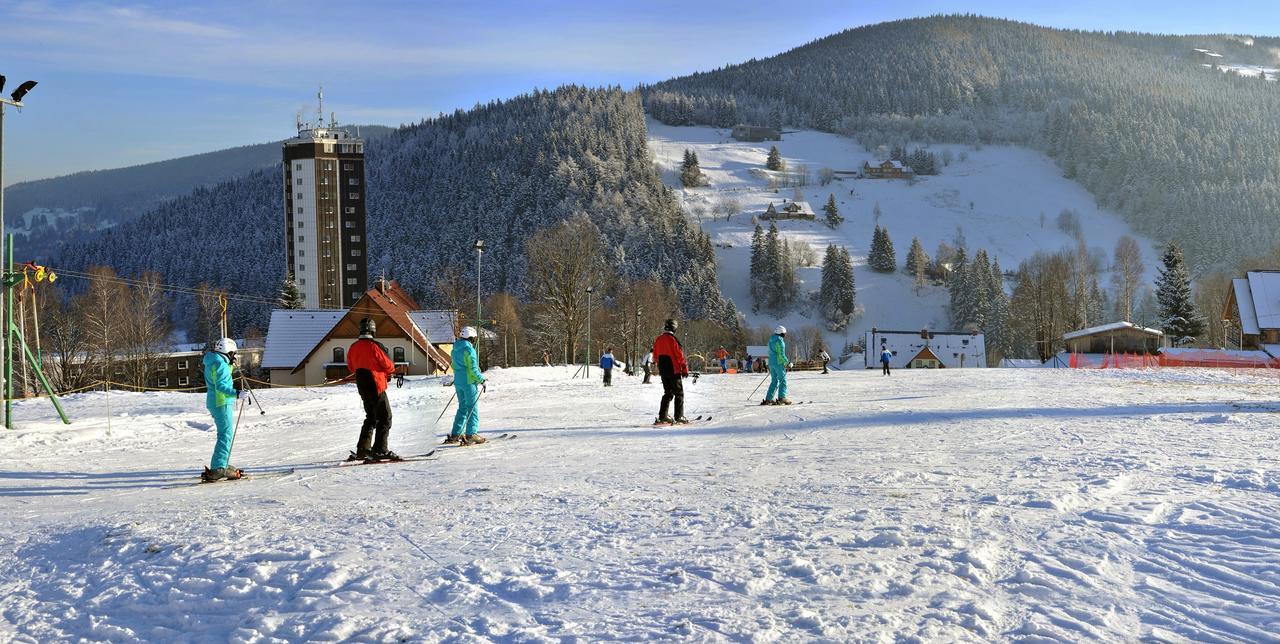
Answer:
[600, 348, 616, 387]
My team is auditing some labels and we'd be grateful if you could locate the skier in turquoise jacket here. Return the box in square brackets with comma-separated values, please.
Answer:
[447, 326, 488, 445]
[763, 325, 792, 405]
[202, 338, 242, 481]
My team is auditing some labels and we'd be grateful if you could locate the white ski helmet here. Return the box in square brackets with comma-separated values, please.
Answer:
[459, 326, 477, 340]
[214, 338, 237, 354]
[774, 325, 787, 335]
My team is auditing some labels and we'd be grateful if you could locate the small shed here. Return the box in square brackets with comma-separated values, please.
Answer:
[1062, 321, 1163, 354]
[731, 125, 781, 142]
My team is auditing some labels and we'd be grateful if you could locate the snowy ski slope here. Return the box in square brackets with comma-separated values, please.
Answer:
[2, 366, 1280, 640]
[648, 121, 1162, 353]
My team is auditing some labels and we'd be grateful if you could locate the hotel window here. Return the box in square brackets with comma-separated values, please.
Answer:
[345, 207, 356, 214]
[346, 277, 357, 285]
[347, 264, 356, 271]
[298, 235, 305, 243]
[298, 250, 305, 257]
[297, 222, 304, 228]
[297, 207, 303, 214]
[348, 192, 359, 200]
[350, 235, 361, 243]
[299, 278, 306, 285]
[325, 162, 333, 171]
[157, 362, 168, 372]
[178, 376, 190, 387]
[345, 221, 355, 228]
[352, 250, 362, 257]
[343, 163, 354, 171]
[296, 178, 303, 185]
[177, 360, 189, 370]
[296, 192, 302, 200]
[295, 163, 302, 171]
[348, 178, 359, 185]
[299, 264, 305, 272]
[158, 378, 169, 388]
[393, 347, 406, 363]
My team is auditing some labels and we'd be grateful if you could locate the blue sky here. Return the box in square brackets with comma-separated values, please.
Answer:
[3, 0, 1278, 184]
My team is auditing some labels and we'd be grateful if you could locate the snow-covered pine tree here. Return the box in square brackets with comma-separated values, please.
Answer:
[680, 149, 705, 187]
[763, 223, 782, 311]
[1155, 241, 1206, 343]
[749, 223, 764, 313]
[838, 246, 856, 323]
[777, 236, 798, 311]
[868, 225, 896, 273]
[278, 273, 305, 310]
[905, 236, 929, 289]
[984, 259, 1012, 364]
[948, 247, 969, 326]
[766, 146, 784, 171]
[819, 244, 841, 325]
[823, 194, 843, 228]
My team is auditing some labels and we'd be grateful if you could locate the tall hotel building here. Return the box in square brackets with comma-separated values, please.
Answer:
[283, 110, 368, 309]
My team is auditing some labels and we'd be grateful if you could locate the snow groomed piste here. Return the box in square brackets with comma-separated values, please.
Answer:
[3, 366, 1280, 640]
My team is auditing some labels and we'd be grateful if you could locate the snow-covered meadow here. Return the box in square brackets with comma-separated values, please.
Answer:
[648, 121, 1162, 350]
[3, 366, 1280, 641]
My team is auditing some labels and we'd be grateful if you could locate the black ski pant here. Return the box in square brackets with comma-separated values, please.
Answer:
[357, 388, 393, 454]
[882, 363, 891, 376]
[642, 365, 652, 384]
[603, 368, 613, 386]
[659, 370, 684, 420]
[822, 360, 829, 374]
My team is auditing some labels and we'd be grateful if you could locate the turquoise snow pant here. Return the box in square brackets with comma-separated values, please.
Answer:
[452, 382, 480, 437]
[208, 402, 235, 469]
[765, 365, 788, 401]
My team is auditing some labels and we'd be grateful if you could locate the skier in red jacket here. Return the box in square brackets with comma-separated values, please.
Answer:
[652, 318, 689, 425]
[346, 318, 400, 461]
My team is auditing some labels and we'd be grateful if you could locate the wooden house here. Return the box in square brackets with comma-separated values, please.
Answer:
[1062, 321, 1163, 354]
[731, 125, 781, 142]
[1224, 271, 1280, 353]
[759, 201, 815, 221]
[862, 159, 915, 179]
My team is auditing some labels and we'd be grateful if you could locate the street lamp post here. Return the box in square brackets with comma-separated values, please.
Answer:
[474, 239, 484, 365]
[0, 76, 38, 428]
[585, 286, 594, 378]
[633, 307, 641, 376]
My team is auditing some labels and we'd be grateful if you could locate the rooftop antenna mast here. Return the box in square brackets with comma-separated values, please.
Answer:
[316, 85, 324, 128]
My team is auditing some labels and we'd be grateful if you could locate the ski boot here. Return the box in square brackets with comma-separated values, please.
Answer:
[673, 417, 691, 425]
[461, 435, 487, 446]
[775, 398, 793, 405]
[442, 434, 463, 445]
[760, 400, 775, 406]
[202, 466, 243, 482]
[367, 450, 403, 462]
[654, 416, 674, 425]
[347, 450, 372, 462]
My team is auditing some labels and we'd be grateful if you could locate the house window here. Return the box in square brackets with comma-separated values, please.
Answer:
[299, 264, 305, 272]
[298, 235, 305, 243]
[333, 347, 345, 363]
[296, 192, 303, 200]
[299, 278, 306, 285]
[345, 221, 355, 228]
[177, 360, 189, 370]
[325, 162, 333, 171]
[297, 221, 304, 229]
[178, 376, 190, 386]
[298, 250, 305, 257]
[347, 277, 357, 285]
[156, 362, 168, 371]
[393, 347, 406, 363]
[297, 207, 304, 214]
[344, 163, 354, 171]
[295, 163, 302, 171]
[345, 207, 356, 215]
[347, 264, 356, 271]
[350, 235, 361, 243]
[158, 377, 169, 388]
[348, 178, 359, 185]
[962, 339, 970, 346]
[348, 192, 359, 200]
[352, 250, 362, 257]
[296, 178, 303, 185]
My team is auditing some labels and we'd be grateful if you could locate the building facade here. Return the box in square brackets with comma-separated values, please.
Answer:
[283, 109, 368, 309]
[864, 329, 987, 369]
[731, 125, 781, 142]
[862, 159, 915, 179]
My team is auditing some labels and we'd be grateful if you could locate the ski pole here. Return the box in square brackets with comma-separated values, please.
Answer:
[747, 372, 770, 400]
[226, 390, 248, 465]
[240, 373, 266, 416]
[434, 392, 457, 425]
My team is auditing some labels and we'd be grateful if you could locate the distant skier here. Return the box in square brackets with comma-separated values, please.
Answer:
[716, 346, 729, 373]
[446, 326, 488, 445]
[600, 348, 616, 387]
[347, 318, 400, 461]
[642, 350, 654, 384]
[881, 347, 893, 376]
[542, 351, 551, 367]
[820, 349, 831, 374]
[763, 326, 792, 405]
[652, 319, 689, 424]
[201, 338, 243, 482]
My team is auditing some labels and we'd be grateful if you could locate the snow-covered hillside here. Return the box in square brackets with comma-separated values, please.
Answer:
[649, 120, 1162, 354]
[3, 366, 1280, 640]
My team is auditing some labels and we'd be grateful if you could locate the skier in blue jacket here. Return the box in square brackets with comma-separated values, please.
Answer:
[446, 326, 488, 445]
[881, 347, 893, 376]
[763, 325, 792, 405]
[202, 338, 243, 481]
[600, 348, 616, 387]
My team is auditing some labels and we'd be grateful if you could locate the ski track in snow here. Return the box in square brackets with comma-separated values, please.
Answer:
[3, 366, 1280, 641]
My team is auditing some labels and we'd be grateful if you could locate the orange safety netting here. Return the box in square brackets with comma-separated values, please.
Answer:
[1066, 351, 1280, 369]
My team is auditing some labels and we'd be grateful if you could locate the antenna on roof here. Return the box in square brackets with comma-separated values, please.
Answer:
[316, 85, 324, 127]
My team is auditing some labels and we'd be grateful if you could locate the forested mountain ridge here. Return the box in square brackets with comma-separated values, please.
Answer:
[58, 87, 731, 335]
[644, 15, 1280, 272]
[8, 126, 393, 260]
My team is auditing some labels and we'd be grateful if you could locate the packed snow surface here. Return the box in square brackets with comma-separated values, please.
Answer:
[4, 366, 1280, 641]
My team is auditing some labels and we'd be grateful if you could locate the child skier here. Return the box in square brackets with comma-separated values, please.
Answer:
[346, 318, 400, 461]
[600, 348, 616, 386]
[881, 347, 893, 375]
[201, 338, 243, 481]
[763, 326, 792, 405]
[447, 326, 488, 445]
[652, 319, 689, 424]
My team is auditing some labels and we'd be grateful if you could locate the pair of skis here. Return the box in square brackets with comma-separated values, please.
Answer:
[651, 415, 712, 427]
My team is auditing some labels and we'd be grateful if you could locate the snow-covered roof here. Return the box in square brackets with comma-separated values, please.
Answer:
[1245, 272, 1280, 330]
[262, 310, 346, 369]
[1062, 321, 1162, 341]
[406, 310, 457, 343]
[1234, 278, 1261, 335]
